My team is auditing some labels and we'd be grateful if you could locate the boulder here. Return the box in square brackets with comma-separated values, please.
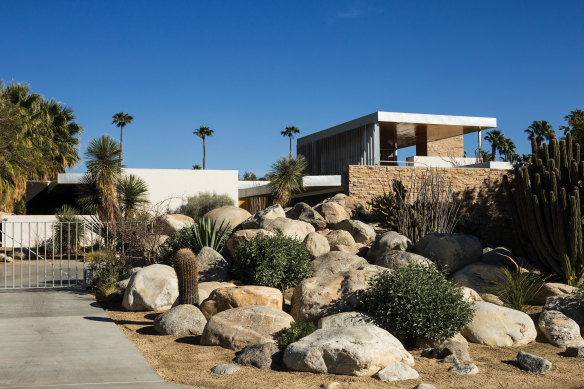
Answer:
[0, 253, 13, 263]
[224, 229, 275, 258]
[462, 287, 483, 303]
[450, 262, 505, 294]
[334, 220, 376, 245]
[200, 285, 283, 319]
[201, 306, 294, 350]
[421, 333, 470, 362]
[204, 206, 251, 229]
[241, 205, 286, 229]
[462, 301, 537, 346]
[233, 343, 281, 368]
[153, 304, 207, 336]
[259, 217, 315, 240]
[448, 363, 478, 375]
[367, 231, 412, 261]
[197, 247, 229, 282]
[311, 251, 368, 278]
[160, 214, 194, 235]
[481, 246, 517, 269]
[291, 268, 382, 322]
[198, 281, 236, 302]
[122, 264, 179, 311]
[374, 250, 432, 270]
[566, 347, 584, 357]
[481, 293, 505, 306]
[375, 361, 419, 382]
[543, 295, 584, 326]
[538, 310, 584, 349]
[283, 325, 414, 376]
[533, 283, 577, 305]
[326, 193, 361, 216]
[414, 385, 436, 389]
[303, 232, 330, 259]
[413, 233, 482, 274]
[333, 243, 365, 256]
[286, 202, 327, 230]
[316, 202, 351, 227]
[318, 312, 378, 329]
[517, 351, 551, 373]
[325, 230, 356, 250]
[210, 364, 240, 375]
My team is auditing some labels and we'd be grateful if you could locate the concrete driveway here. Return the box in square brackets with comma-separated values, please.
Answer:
[0, 289, 193, 388]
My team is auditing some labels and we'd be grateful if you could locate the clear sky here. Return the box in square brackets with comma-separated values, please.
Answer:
[2, 1, 583, 176]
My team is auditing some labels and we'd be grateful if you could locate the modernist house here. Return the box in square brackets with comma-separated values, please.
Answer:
[297, 111, 497, 175]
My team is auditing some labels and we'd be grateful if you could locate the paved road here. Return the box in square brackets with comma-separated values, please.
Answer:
[0, 260, 86, 289]
[0, 289, 193, 388]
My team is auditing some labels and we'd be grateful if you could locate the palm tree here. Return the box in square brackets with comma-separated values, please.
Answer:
[112, 112, 133, 168]
[193, 126, 214, 169]
[81, 135, 122, 222]
[524, 120, 554, 146]
[266, 155, 307, 206]
[484, 130, 505, 161]
[281, 126, 300, 159]
[497, 137, 516, 162]
[117, 174, 149, 220]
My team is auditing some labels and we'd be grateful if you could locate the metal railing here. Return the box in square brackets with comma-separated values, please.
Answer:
[0, 220, 153, 289]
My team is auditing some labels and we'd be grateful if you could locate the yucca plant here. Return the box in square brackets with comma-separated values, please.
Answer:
[266, 155, 307, 207]
[493, 268, 547, 311]
[53, 205, 83, 254]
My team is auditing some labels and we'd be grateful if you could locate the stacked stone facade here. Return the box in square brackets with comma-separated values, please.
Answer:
[346, 165, 514, 248]
[416, 134, 465, 158]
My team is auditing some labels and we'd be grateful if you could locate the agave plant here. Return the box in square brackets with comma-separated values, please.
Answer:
[167, 218, 232, 255]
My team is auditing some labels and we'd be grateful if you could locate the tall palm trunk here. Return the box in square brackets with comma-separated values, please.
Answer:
[491, 144, 496, 161]
[203, 136, 206, 170]
[289, 136, 292, 159]
[119, 124, 124, 168]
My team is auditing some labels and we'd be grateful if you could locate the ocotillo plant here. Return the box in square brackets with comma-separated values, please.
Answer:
[173, 248, 199, 305]
[504, 133, 584, 286]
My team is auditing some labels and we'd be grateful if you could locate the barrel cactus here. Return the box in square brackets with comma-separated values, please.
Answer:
[173, 248, 199, 305]
[504, 134, 584, 285]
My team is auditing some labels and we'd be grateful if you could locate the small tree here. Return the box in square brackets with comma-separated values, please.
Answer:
[266, 155, 307, 207]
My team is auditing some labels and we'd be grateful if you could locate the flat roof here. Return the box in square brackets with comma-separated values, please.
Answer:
[297, 111, 497, 146]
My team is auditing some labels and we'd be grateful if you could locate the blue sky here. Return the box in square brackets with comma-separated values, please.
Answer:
[2, 1, 583, 175]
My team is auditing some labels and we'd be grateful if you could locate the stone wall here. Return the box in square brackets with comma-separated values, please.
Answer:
[346, 165, 514, 248]
[416, 134, 465, 158]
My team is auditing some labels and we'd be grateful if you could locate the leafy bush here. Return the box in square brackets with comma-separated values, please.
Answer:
[165, 218, 232, 257]
[177, 192, 234, 220]
[364, 263, 474, 342]
[231, 234, 312, 291]
[493, 268, 547, 311]
[276, 321, 316, 350]
[367, 191, 398, 229]
[90, 256, 131, 301]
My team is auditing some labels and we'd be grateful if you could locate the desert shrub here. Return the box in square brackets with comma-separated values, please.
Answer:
[90, 255, 131, 301]
[231, 234, 312, 291]
[53, 205, 83, 253]
[165, 218, 232, 258]
[493, 268, 547, 311]
[364, 263, 474, 342]
[276, 321, 316, 350]
[575, 282, 584, 309]
[177, 192, 234, 220]
[367, 191, 398, 229]
[266, 155, 307, 207]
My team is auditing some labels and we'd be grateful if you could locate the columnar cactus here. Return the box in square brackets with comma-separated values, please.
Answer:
[173, 248, 199, 305]
[504, 133, 584, 285]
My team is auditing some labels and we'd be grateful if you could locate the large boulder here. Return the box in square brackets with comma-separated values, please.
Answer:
[198, 282, 236, 302]
[367, 232, 412, 261]
[122, 264, 178, 311]
[318, 311, 378, 329]
[200, 285, 283, 319]
[283, 325, 414, 376]
[316, 202, 351, 227]
[413, 233, 483, 274]
[538, 309, 584, 349]
[259, 217, 315, 240]
[311, 251, 368, 278]
[375, 362, 419, 382]
[241, 205, 286, 229]
[420, 333, 470, 362]
[481, 247, 518, 269]
[450, 262, 506, 294]
[334, 220, 376, 245]
[233, 343, 281, 369]
[160, 214, 194, 235]
[204, 206, 251, 229]
[197, 247, 229, 282]
[533, 283, 577, 305]
[303, 232, 330, 259]
[462, 301, 537, 346]
[291, 268, 382, 322]
[374, 250, 432, 270]
[201, 306, 294, 350]
[543, 295, 584, 326]
[326, 230, 356, 250]
[224, 229, 275, 258]
[326, 193, 361, 216]
[286, 202, 327, 230]
[153, 304, 207, 336]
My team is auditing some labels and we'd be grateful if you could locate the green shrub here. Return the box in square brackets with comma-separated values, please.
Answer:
[367, 191, 398, 229]
[165, 218, 232, 257]
[177, 192, 234, 220]
[493, 268, 547, 311]
[276, 321, 316, 350]
[364, 263, 474, 342]
[231, 234, 312, 291]
[90, 256, 131, 301]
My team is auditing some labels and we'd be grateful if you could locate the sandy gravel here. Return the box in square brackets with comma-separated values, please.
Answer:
[102, 301, 584, 389]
